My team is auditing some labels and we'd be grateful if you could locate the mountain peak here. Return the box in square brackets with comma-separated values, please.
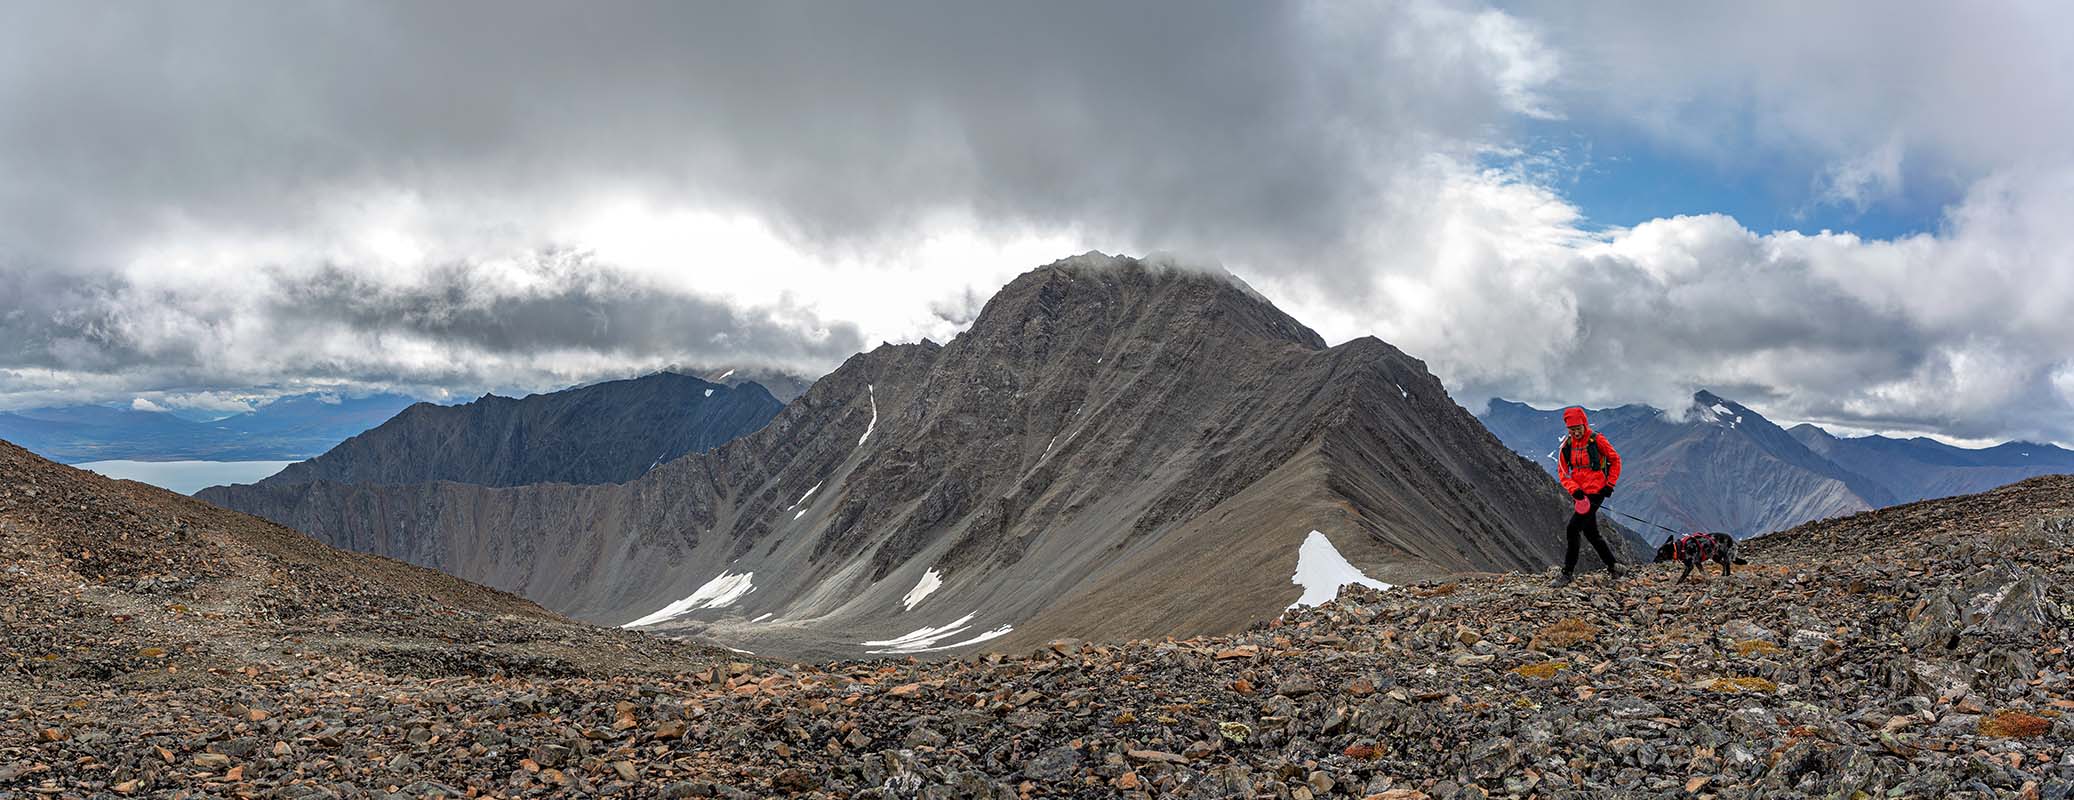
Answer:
[1787, 422, 1838, 443]
[980, 252, 1327, 351]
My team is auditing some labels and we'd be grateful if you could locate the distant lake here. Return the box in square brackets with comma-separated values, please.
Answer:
[70, 460, 295, 495]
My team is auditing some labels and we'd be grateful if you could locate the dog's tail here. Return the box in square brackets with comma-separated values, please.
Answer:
[1733, 558, 1749, 565]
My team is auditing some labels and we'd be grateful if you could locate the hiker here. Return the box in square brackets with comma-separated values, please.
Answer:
[1552, 406, 1623, 588]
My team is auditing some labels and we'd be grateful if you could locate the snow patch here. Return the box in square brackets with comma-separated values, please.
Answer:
[724, 645, 754, 655]
[858, 385, 878, 446]
[863, 613, 1013, 654]
[902, 568, 944, 611]
[938, 625, 1013, 650]
[749, 612, 773, 623]
[704, 389, 714, 397]
[790, 481, 824, 520]
[621, 571, 757, 627]
[717, 369, 735, 380]
[862, 612, 975, 653]
[1395, 383, 1408, 399]
[1289, 531, 1391, 608]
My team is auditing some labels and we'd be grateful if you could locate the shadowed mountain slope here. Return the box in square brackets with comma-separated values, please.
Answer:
[204, 372, 782, 490]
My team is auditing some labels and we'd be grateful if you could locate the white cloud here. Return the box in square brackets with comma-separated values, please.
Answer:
[1815, 136, 1906, 211]
[1523, 2, 2074, 206]
[1339, 160, 2074, 443]
[130, 397, 167, 413]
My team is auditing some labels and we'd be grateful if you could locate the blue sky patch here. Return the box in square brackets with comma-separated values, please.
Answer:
[1506, 120, 1952, 241]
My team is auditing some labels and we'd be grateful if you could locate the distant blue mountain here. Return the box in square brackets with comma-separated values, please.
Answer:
[0, 393, 421, 462]
[1787, 425, 2074, 504]
[1479, 391, 2074, 539]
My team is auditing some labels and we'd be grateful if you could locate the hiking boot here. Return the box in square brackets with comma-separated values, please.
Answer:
[1548, 573, 1574, 588]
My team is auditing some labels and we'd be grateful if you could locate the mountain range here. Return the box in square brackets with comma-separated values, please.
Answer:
[203, 253, 1597, 660]
[227, 372, 783, 489]
[1789, 423, 2074, 503]
[0, 393, 418, 463]
[1479, 391, 2074, 540]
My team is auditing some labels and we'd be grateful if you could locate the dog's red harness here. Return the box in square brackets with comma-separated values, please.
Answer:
[1673, 532, 1715, 563]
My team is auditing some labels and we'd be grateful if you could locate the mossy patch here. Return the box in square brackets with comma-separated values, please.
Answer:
[1530, 618, 1600, 650]
[1705, 677, 1779, 694]
[1510, 661, 1569, 680]
[1979, 710, 2050, 738]
[1733, 640, 1782, 657]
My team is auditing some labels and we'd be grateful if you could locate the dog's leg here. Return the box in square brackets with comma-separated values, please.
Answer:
[1722, 556, 1732, 577]
[1679, 563, 1694, 583]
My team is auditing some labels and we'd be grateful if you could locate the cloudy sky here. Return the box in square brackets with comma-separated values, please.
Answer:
[3, 1, 2072, 444]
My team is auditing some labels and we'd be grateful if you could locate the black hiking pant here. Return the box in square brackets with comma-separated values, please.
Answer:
[1563, 495, 1618, 575]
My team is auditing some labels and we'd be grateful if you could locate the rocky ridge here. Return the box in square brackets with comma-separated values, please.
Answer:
[210, 372, 783, 490]
[685, 365, 818, 404]
[0, 437, 727, 794]
[10, 437, 2071, 797]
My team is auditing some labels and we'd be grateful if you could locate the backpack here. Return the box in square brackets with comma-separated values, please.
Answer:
[1561, 432, 1609, 472]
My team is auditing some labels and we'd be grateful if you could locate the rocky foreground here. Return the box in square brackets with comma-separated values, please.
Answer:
[3, 439, 2072, 798]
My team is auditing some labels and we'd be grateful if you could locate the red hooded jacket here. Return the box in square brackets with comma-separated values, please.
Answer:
[1557, 407, 1621, 495]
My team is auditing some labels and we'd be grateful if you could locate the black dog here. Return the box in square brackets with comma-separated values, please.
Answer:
[1654, 532, 1748, 583]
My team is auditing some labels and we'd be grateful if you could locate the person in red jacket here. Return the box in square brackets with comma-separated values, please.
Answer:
[1552, 406, 1623, 587]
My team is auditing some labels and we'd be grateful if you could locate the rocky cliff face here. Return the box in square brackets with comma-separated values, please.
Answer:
[204, 253, 1575, 660]
[203, 372, 782, 490]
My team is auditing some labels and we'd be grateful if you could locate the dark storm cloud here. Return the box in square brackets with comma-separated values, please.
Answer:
[0, 255, 863, 408]
[269, 258, 863, 362]
[0, 1, 1516, 269]
[0, 0, 1550, 408]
